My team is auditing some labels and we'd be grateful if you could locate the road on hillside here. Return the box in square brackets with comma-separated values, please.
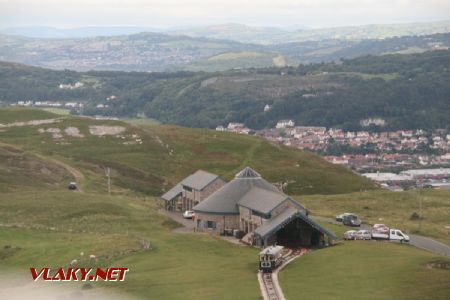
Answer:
[313, 216, 450, 256]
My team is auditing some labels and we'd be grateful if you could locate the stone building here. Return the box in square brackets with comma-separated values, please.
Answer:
[193, 167, 337, 248]
[161, 170, 226, 211]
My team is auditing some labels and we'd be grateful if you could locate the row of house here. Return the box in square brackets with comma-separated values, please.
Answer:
[161, 167, 337, 248]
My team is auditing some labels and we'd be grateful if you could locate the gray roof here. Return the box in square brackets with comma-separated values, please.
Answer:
[254, 207, 338, 240]
[193, 167, 283, 215]
[238, 187, 288, 214]
[180, 170, 221, 191]
[161, 184, 183, 201]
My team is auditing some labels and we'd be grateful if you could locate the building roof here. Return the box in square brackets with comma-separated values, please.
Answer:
[254, 207, 338, 240]
[238, 187, 288, 214]
[180, 170, 221, 191]
[362, 172, 412, 182]
[161, 184, 183, 201]
[259, 245, 284, 256]
[401, 168, 450, 177]
[193, 167, 282, 215]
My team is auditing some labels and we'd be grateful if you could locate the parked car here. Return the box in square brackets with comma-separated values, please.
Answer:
[373, 223, 389, 233]
[355, 230, 372, 240]
[68, 182, 77, 190]
[336, 213, 352, 222]
[343, 230, 357, 240]
[342, 214, 362, 227]
[183, 210, 195, 219]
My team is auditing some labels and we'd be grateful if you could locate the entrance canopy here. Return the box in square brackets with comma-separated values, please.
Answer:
[254, 207, 338, 241]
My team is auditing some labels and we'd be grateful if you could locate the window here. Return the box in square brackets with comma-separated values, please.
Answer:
[207, 221, 216, 230]
[183, 186, 193, 192]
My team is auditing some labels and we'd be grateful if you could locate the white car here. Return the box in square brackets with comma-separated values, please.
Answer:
[343, 230, 357, 240]
[183, 210, 195, 219]
[355, 230, 372, 240]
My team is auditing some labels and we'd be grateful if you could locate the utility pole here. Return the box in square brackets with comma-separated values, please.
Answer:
[105, 167, 111, 196]
[418, 181, 423, 232]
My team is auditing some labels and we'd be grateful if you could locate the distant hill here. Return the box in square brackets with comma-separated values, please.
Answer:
[168, 23, 290, 45]
[168, 20, 450, 44]
[1, 49, 450, 131]
[0, 108, 374, 195]
[1, 30, 450, 72]
[0, 32, 262, 72]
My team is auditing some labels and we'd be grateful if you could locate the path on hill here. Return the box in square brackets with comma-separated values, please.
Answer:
[313, 216, 450, 256]
[34, 153, 85, 193]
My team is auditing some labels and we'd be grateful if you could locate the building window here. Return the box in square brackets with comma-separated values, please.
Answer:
[252, 210, 270, 219]
[183, 186, 193, 192]
[207, 221, 216, 230]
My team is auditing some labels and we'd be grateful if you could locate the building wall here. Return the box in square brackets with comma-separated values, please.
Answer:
[182, 178, 226, 211]
[195, 212, 239, 235]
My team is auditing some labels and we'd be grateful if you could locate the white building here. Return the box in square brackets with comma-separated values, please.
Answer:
[276, 120, 295, 129]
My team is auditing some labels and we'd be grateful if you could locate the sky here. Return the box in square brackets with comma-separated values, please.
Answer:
[1, 0, 450, 29]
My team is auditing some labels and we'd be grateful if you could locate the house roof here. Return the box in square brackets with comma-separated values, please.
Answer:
[193, 167, 284, 215]
[238, 187, 288, 215]
[254, 207, 338, 240]
[180, 170, 221, 191]
[161, 183, 183, 201]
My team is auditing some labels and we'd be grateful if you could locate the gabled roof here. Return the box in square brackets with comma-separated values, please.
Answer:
[193, 167, 284, 215]
[180, 170, 221, 191]
[161, 183, 183, 201]
[238, 187, 288, 215]
[254, 207, 338, 240]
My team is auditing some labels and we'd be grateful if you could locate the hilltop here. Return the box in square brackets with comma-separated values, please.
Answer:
[0, 108, 374, 195]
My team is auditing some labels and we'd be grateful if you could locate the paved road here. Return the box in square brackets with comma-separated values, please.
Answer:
[313, 216, 450, 256]
[158, 209, 195, 233]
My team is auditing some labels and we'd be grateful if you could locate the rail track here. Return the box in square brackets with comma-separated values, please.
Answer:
[259, 248, 308, 300]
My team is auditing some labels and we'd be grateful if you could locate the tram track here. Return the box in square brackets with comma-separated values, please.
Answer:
[259, 248, 309, 300]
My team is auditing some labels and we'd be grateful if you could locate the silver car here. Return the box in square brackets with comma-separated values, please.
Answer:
[355, 230, 372, 240]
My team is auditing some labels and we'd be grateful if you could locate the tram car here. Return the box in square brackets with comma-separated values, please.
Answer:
[259, 245, 284, 272]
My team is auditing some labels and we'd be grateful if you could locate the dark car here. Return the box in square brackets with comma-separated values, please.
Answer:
[342, 214, 361, 227]
[68, 182, 77, 190]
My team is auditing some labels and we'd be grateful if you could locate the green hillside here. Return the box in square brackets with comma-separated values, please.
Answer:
[1, 49, 450, 131]
[0, 108, 374, 195]
[0, 108, 449, 299]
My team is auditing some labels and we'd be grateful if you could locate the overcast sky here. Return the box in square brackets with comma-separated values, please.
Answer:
[1, 0, 450, 29]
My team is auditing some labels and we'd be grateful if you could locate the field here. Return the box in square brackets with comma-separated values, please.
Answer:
[280, 240, 450, 300]
[0, 191, 260, 299]
[298, 190, 450, 245]
[1, 108, 450, 299]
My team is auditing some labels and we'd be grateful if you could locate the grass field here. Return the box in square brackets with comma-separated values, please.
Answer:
[0, 108, 375, 196]
[0, 191, 260, 299]
[280, 241, 450, 300]
[298, 190, 450, 245]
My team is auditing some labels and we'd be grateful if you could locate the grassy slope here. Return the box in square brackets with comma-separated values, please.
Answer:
[297, 190, 450, 245]
[0, 191, 260, 300]
[0, 108, 375, 196]
[0, 108, 449, 299]
[280, 241, 450, 300]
